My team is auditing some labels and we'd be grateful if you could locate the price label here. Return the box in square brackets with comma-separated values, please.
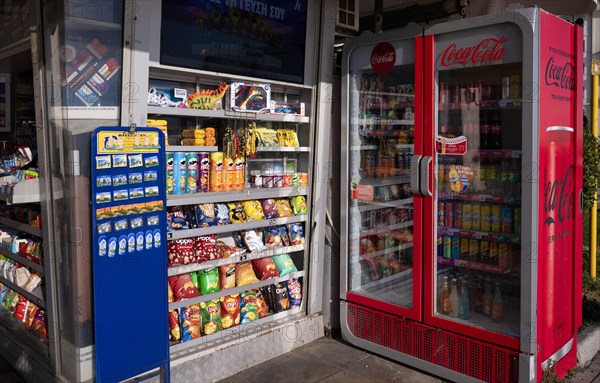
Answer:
[167, 232, 173, 240]
[269, 219, 277, 225]
[239, 254, 248, 262]
[474, 233, 483, 240]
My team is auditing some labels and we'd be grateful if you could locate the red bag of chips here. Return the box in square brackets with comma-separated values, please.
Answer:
[168, 238, 196, 266]
[25, 304, 38, 329]
[169, 310, 181, 342]
[168, 274, 201, 301]
[219, 264, 236, 290]
[235, 261, 260, 286]
[220, 294, 241, 329]
[14, 295, 29, 323]
[196, 236, 219, 262]
[252, 258, 280, 280]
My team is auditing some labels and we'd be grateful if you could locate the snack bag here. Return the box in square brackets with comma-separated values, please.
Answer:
[168, 238, 196, 266]
[31, 309, 47, 340]
[228, 202, 247, 223]
[169, 310, 181, 342]
[241, 200, 265, 221]
[255, 289, 271, 318]
[168, 283, 174, 303]
[264, 226, 282, 247]
[272, 254, 298, 277]
[169, 206, 189, 230]
[272, 282, 290, 313]
[199, 268, 220, 295]
[185, 205, 198, 228]
[261, 199, 279, 219]
[14, 296, 29, 322]
[200, 299, 222, 335]
[215, 203, 232, 225]
[219, 264, 236, 290]
[232, 231, 246, 250]
[260, 285, 276, 313]
[180, 305, 201, 341]
[275, 199, 294, 217]
[252, 258, 280, 280]
[280, 225, 291, 246]
[243, 230, 265, 253]
[220, 294, 241, 329]
[196, 204, 217, 227]
[190, 272, 199, 290]
[215, 241, 245, 259]
[168, 274, 201, 301]
[287, 223, 305, 245]
[240, 291, 259, 323]
[290, 196, 307, 215]
[286, 279, 302, 309]
[196, 236, 219, 262]
[235, 261, 259, 286]
[25, 304, 38, 329]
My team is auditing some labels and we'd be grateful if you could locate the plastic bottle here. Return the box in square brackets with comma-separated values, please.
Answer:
[483, 279, 493, 317]
[449, 278, 460, 318]
[474, 279, 484, 313]
[459, 278, 470, 320]
[439, 276, 451, 315]
[492, 282, 503, 322]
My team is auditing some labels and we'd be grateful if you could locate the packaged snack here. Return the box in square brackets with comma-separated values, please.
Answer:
[215, 241, 245, 259]
[290, 196, 307, 215]
[252, 258, 280, 280]
[243, 230, 266, 253]
[280, 225, 291, 246]
[168, 238, 196, 266]
[169, 310, 181, 342]
[286, 279, 302, 309]
[220, 294, 241, 329]
[25, 304, 38, 329]
[240, 291, 259, 323]
[272, 254, 298, 277]
[31, 309, 47, 340]
[264, 226, 282, 247]
[272, 282, 290, 313]
[190, 272, 199, 290]
[260, 285, 276, 313]
[14, 295, 29, 322]
[261, 199, 279, 219]
[196, 204, 217, 227]
[232, 232, 246, 250]
[196, 236, 219, 262]
[2, 291, 19, 316]
[287, 223, 305, 245]
[168, 274, 201, 301]
[180, 305, 201, 341]
[255, 289, 271, 318]
[214, 203, 232, 225]
[185, 205, 198, 228]
[200, 299, 222, 335]
[198, 268, 220, 295]
[228, 202, 247, 223]
[235, 261, 260, 286]
[242, 200, 265, 221]
[168, 283, 174, 303]
[168, 207, 189, 230]
[219, 264, 236, 290]
[275, 199, 294, 217]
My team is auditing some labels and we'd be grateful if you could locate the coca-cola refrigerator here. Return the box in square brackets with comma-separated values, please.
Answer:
[340, 7, 583, 383]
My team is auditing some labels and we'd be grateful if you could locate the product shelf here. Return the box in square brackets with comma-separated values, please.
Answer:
[168, 244, 305, 277]
[436, 256, 519, 276]
[166, 186, 308, 206]
[359, 221, 413, 237]
[438, 192, 521, 204]
[165, 146, 218, 153]
[352, 243, 413, 262]
[147, 105, 310, 124]
[435, 308, 521, 339]
[169, 307, 304, 354]
[255, 146, 310, 153]
[168, 271, 305, 311]
[477, 150, 522, 158]
[0, 179, 41, 205]
[0, 274, 45, 309]
[437, 226, 520, 244]
[360, 176, 411, 187]
[438, 100, 522, 111]
[0, 216, 42, 237]
[357, 267, 413, 292]
[0, 248, 43, 274]
[167, 215, 307, 240]
[355, 198, 413, 213]
[352, 117, 414, 126]
[350, 145, 378, 151]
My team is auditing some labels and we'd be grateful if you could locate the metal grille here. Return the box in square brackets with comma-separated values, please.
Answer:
[347, 303, 519, 383]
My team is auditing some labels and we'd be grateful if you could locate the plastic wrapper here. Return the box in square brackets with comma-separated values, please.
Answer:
[272, 254, 298, 277]
[168, 274, 201, 301]
[260, 285, 276, 314]
[168, 238, 196, 266]
[243, 230, 265, 253]
[228, 202, 247, 223]
[31, 309, 47, 340]
[168, 283, 174, 303]
[196, 204, 217, 227]
[196, 236, 219, 262]
[287, 223, 305, 245]
[240, 291, 259, 323]
[167, 206, 189, 230]
[275, 199, 294, 217]
[25, 304, 38, 329]
[286, 279, 302, 309]
[215, 241, 245, 259]
[200, 299, 222, 335]
[252, 258, 280, 280]
[190, 272, 199, 290]
[24, 273, 42, 292]
[241, 200, 265, 221]
[2, 291, 19, 316]
[280, 226, 291, 246]
[14, 295, 29, 322]
[232, 232, 246, 250]
[220, 294, 241, 329]
[219, 264, 236, 290]
[14, 267, 31, 289]
[264, 227, 282, 247]
[261, 199, 279, 219]
[290, 196, 307, 215]
[180, 305, 201, 341]
[199, 268, 220, 295]
[235, 261, 260, 286]
[272, 282, 290, 313]
[184, 205, 198, 228]
[169, 310, 181, 342]
[255, 289, 271, 318]
[215, 203, 232, 225]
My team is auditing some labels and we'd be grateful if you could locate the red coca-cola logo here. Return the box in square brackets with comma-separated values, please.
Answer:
[441, 37, 507, 67]
[544, 57, 575, 91]
[371, 42, 396, 74]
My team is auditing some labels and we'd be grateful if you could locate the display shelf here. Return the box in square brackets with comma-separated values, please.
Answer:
[438, 192, 521, 204]
[355, 198, 413, 213]
[168, 271, 305, 311]
[0, 248, 43, 274]
[360, 221, 413, 237]
[167, 186, 308, 206]
[165, 146, 218, 153]
[0, 179, 41, 205]
[436, 256, 518, 276]
[168, 215, 307, 240]
[169, 307, 303, 353]
[352, 117, 414, 126]
[352, 243, 413, 262]
[0, 274, 45, 309]
[359, 129, 413, 138]
[435, 308, 520, 339]
[478, 150, 522, 158]
[437, 226, 520, 244]
[360, 176, 410, 187]
[359, 90, 415, 98]
[438, 100, 522, 111]
[350, 144, 378, 151]
[396, 144, 414, 149]
[0, 216, 42, 237]
[357, 268, 412, 291]
[147, 105, 310, 123]
[256, 146, 310, 153]
[168, 244, 305, 277]
[68, 16, 122, 30]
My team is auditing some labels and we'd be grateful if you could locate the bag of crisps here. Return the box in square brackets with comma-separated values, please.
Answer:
[180, 305, 201, 342]
[219, 264, 236, 290]
[220, 294, 240, 329]
[235, 261, 260, 286]
[228, 202, 247, 223]
[252, 258, 280, 280]
[200, 299, 222, 335]
[272, 254, 298, 277]
[290, 196, 307, 215]
[169, 310, 181, 342]
[242, 200, 265, 221]
[275, 199, 294, 217]
[240, 291, 259, 323]
[199, 268, 220, 295]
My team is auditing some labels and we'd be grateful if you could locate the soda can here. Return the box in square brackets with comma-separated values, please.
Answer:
[462, 204, 472, 230]
[480, 240, 490, 263]
[166, 153, 174, 194]
[489, 241, 499, 265]
[451, 83, 461, 104]
[446, 202, 455, 228]
[498, 243, 510, 268]
[510, 75, 522, 100]
[480, 205, 491, 232]
[443, 236, 452, 259]
[451, 237, 460, 259]
[469, 239, 480, 262]
[438, 202, 446, 226]
[455, 203, 463, 229]
[172, 152, 186, 194]
[460, 238, 470, 260]
[502, 76, 511, 100]
[437, 235, 443, 256]
[197, 152, 210, 192]
[501, 207, 514, 234]
[185, 153, 198, 194]
[491, 206, 502, 233]
[514, 208, 521, 235]
[471, 204, 481, 231]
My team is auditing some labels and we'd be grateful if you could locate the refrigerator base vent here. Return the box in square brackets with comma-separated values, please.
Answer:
[347, 303, 519, 383]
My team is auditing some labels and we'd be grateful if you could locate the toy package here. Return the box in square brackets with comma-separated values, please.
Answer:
[230, 82, 271, 111]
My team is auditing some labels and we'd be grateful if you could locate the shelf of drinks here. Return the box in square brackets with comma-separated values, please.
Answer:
[438, 192, 521, 205]
[256, 146, 310, 153]
[435, 310, 520, 339]
[167, 215, 307, 241]
[359, 176, 410, 187]
[359, 129, 414, 139]
[352, 117, 414, 126]
[437, 256, 518, 276]
[0, 216, 42, 237]
[166, 186, 308, 206]
[165, 146, 218, 153]
[0, 274, 45, 309]
[478, 150, 522, 159]
[438, 100, 522, 111]
[355, 198, 413, 213]
[352, 243, 413, 262]
[359, 90, 415, 98]
[168, 271, 305, 311]
[437, 227, 520, 244]
[351, 143, 414, 151]
[360, 221, 413, 237]
[169, 307, 304, 354]
[168, 244, 305, 277]
[0, 248, 44, 274]
[356, 267, 413, 292]
[147, 106, 310, 124]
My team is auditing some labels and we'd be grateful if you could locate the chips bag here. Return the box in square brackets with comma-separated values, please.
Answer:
[200, 299, 222, 335]
[287, 223, 305, 245]
[286, 279, 302, 309]
[180, 305, 201, 341]
[215, 203, 232, 225]
[168, 283, 174, 303]
[255, 289, 271, 318]
[185, 205, 198, 228]
[280, 225, 291, 246]
[272, 282, 290, 313]
[260, 285, 276, 313]
[264, 226, 282, 247]
[168, 238, 196, 266]
[261, 199, 279, 219]
[275, 199, 294, 217]
[228, 202, 247, 223]
[219, 264, 236, 290]
[25, 304, 38, 329]
[240, 291, 259, 323]
[235, 261, 260, 286]
[196, 204, 217, 227]
[290, 196, 307, 215]
[168, 206, 189, 230]
[243, 230, 265, 253]
[196, 236, 219, 262]
[190, 272, 200, 290]
[31, 309, 47, 340]
[241, 200, 265, 221]
[199, 268, 220, 295]
[252, 258, 280, 280]
[14, 295, 29, 322]
[232, 231, 246, 250]
[168, 274, 201, 301]
[169, 310, 181, 342]
[272, 254, 298, 277]
[220, 294, 241, 329]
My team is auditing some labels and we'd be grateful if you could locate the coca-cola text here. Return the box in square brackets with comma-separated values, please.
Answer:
[544, 57, 575, 91]
[441, 37, 507, 67]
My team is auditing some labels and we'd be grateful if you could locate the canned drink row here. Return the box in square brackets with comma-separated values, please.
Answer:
[361, 207, 413, 230]
[439, 77, 521, 105]
[438, 235, 520, 268]
[438, 201, 521, 235]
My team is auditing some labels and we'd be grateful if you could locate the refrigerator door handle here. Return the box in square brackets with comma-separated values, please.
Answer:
[411, 155, 422, 195]
[419, 156, 433, 197]
[580, 188, 583, 212]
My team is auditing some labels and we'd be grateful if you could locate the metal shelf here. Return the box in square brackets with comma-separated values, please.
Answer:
[356, 198, 413, 213]
[168, 271, 305, 311]
[352, 117, 414, 126]
[359, 221, 413, 237]
[167, 186, 308, 206]
[256, 146, 310, 152]
[0, 179, 41, 205]
[359, 176, 411, 187]
[165, 146, 218, 153]
[168, 215, 307, 240]
[352, 243, 413, 262]
[148, 106, 310, 123]
[357, 268, 413, 291]
[168, 244, 305, 277]
[350, 145, 378, 151]
[0, 274, 46, 309]
[438, 192, 521, 205]
[437, 226, 520, 244]
[437, 256, 518, 276]
[0, 248, 44, 274]
[0, 216, 42, 237]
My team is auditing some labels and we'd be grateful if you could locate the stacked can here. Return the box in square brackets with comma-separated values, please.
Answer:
[197, 152, 210, 192]
[234, 157, 245, 190]
[209, 152, 224, 192]
[224, 157, 235, 191]
[166, 153, 174, 194]
[185, 153, 198, 194]
[172, 152, 187, 195]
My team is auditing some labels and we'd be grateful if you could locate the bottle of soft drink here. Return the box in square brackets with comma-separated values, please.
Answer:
[510, 158, 521, 196]
[500, 158, 511, 194]
[439, 276, 451, 315]
[492, 282, 503, 322]
[449, 278, 460, 318]
[480, 111, 490, 150]
[474, 279, 484, 313]
[483, 279, 493, 317]
[459, 278, 470, 320]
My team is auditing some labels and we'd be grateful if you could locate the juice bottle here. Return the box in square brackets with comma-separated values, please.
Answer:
[449, 278, 460, 318]
[492, 282, 503, 322]
[474, 279, 484, 313]
[439, 276, 451, 315]
[459, 278, 470, 320]
[483, 279, 493, 317]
